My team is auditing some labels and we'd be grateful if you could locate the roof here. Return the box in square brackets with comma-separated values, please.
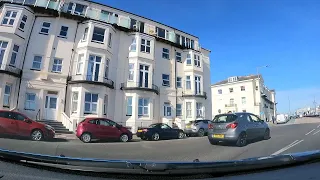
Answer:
[85, 0, 198, 39]
[212, 74, 260, 86]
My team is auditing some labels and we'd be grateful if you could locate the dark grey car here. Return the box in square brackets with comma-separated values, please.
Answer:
[207, 112, 270, 147]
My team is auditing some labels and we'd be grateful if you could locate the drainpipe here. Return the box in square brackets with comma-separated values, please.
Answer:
[63, 21, 80, 113]
[16, 15, 48, 110]
[174, 48, 178, 122]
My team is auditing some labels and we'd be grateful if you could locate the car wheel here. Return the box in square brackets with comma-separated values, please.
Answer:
[81, 133, 92, 143]
[198, 129, 205, 137]
[263, 129, 270, 140]
[178, 132, 185, 139]
[236, 132, 247, 147]
[152, 133, 160, 141]
[119, 134, 129, 142]
[31, 129, 43, 141]
[209, 139, 218, 145]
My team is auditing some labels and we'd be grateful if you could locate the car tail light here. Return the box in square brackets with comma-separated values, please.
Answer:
[226, 122, 238, 129]
[208, 124, 214, 129]
[142, 129, 148, 132]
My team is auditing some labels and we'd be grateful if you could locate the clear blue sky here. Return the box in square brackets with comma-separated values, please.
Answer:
[96, 0, 320, 113]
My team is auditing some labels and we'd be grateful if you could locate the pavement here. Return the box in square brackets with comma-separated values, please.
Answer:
[1, 118, 320, 162]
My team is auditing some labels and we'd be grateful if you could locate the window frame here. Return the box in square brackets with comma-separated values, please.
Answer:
[186, 102, 192, 118]
[39, 22, 51, 35]
[241, 86, 245, 91]
[31, 55, 43, 70]
[0, 41, 8, 65]
[140, 39, 151, 53]
[18, 15, 27, 31]
[103, 95, 108, 115]
[84, 93, 98, 114]
[10, 44, 19, 66]
[128, 63, 134, 81]
[162, 48, 169, 59]
[186, 75, 191, 89]
[126, 96, 133, 116]
[176, 77, 182, 88]
[51, 58, 63, 73]
[175, 52, 182, 62]
[24, 93, 36, 111]
[76, 54, 84, 75]
[162, 74, 170, 87]
[58, 26, 69, 38]
[2, 10, 17, 26]
[176, 103, 182, 116]
[186, 54, 192, 65]
[71, 91, 78, 113]
[108, 32, 112, 47]
[82, 27, 89, 42]
[104, 58, 110, 79]
[3, 84, 11, 107]
[138, 97, 149, 117]
[91, 26, 105, 43]
[163, 102, 172, 117]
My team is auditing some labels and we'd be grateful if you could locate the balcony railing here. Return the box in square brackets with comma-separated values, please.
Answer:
[182, 91, 207, 99]
[120, 82, 159, 95]
[0, 64, 22, 77]
[3, 0, 201, 51]
[68, 75, 114, 89]
[225, 104, 237, 107]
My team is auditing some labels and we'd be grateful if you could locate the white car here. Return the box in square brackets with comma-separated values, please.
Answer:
[276, 114, 288, 124]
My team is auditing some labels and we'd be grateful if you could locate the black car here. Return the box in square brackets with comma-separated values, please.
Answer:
[136, 123, 185, 141]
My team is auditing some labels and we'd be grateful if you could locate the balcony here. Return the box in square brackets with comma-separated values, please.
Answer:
[2, 0, 201, 51]
[182, 91, 207, 99]
[120, 82, 159, 95]
[225, 104, 237, 107]
[68, 75, 114, 89]
[0, 64, 22, 78]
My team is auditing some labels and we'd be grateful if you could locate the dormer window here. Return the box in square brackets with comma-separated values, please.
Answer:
[228, 76, 238, 82]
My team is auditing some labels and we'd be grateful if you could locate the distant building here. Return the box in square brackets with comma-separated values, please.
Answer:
[211, 75, 276, 120]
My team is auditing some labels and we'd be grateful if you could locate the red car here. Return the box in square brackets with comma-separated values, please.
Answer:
[76, 118, 132, 143]
[0, 110, 55, 141]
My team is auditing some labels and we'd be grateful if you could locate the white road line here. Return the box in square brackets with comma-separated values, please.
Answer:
[305, 129, 316, 135]
[313, 129, 320, 135]
[271, 140, 304, 156]
[317, 124, 320, 128]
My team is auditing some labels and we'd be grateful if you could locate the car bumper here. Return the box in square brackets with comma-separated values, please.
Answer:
[184, 129, 199, 134]
[44, 129, 55, 139]
[207, 133, 238, 142]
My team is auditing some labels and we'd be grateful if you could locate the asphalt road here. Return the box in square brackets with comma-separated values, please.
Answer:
[1, 119, 320, 162]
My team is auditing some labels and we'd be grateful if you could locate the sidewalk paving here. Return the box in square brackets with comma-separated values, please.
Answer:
[55, 133, 78, 140]
[294, 117, 320, 124]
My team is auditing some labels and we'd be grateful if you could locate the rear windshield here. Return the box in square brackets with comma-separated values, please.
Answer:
[212, 114, 237, 123]
[149, 124, 158, 128]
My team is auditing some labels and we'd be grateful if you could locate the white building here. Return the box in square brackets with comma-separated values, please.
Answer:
[0, 0, 211, 132]
[211, 75, 276, 120]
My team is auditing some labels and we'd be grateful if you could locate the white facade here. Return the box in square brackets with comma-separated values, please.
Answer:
[211, 75, 276, 120]
[0, 1, 211, 132]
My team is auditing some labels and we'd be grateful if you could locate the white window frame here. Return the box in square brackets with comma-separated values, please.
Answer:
[128, 63, 134, 81]
[32, 55, 42, 70]
[103, 95, 108, 115]
[140, 39, 151, 53]
[186, 54, 191, 65]
[51, 58, 62, 73]
[186, 76, 191, 89]
[19, 15, 27, 30]
[176, 104, 182, 116]
[196, 102, 203, 118]
[162, 74, 170, 87]
[218, 89, 222, 94]
[130, 38, 136, 52]
[229, 88, 233, 93]
[71, 92, 78, 113]
[108, 32, 112, 47]
[104, 59, 109, 78]
[59, 26, 69, 38]
[176, 77, 182, 88]
[230, 98, 234, 105]
[82, 27, 89, 41]
[91, 26, 105, 43]
[175, 52, 182, 62]
[0, 41, 8, 65]
[76, 54, 84, 74]
[84, 93, 98, 114]
[2, 11, 17, 26]
[126, 96, 133, 116]
[40, 22, 51, 35]
[241, 86, 245, 91]
[138, 97, 149, 116]
[10, 44, 19, 66]
[242, 97, 246, 105]
[25, 93, 36, 111]
[162, 48, 169, 59]
[163, 102, 172, 117]
[186, 102, 192, 118]
[3, 84, 11, 107]
[194, 54, 201, 67]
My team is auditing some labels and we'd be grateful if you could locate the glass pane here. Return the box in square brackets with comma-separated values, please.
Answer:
[85, 93, 91, 102]
[49, 98, 57, 109]
[138, 107, 143, 115]
[144, 107, 148, 115]
[92, 104, 97, 112]
[144, 98, 149, 105]
[84, 103, 90, 111]
[92, 94, 98, 102]
[138, 98, 143, 106]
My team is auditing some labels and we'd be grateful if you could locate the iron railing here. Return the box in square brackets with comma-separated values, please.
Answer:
[120, 82, 159, 95]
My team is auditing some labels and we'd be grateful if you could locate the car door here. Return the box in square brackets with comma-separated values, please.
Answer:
[248, 114, 264, 138]
[105, 119, 122, 138]
[98, 119, 120, 139]
[13, 112, 31, 137]
[0, 111, 18, 135]
[160, 124, 176, 139]
[86, 119, 103, 139]
[243, 114, 257, 139]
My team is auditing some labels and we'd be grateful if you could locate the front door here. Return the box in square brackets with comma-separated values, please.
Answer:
[44, 95, 58, 120]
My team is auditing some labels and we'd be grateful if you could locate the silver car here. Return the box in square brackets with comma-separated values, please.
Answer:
[208, 112, 270, 147]
[184, 120, 210, 137]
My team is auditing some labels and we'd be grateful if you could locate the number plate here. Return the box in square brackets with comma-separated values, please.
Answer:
[186, 125, 191, 128]
[213, 134, 225, 138]
[137, 130, 143, 132]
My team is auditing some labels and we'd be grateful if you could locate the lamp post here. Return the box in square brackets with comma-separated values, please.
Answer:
[256, 65, 269, 120]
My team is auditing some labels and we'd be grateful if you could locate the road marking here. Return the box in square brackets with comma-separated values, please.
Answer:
[272, 140, 304, 156]
[313, 129, 320, 135]
[305, 129, 316, 135]
[317, 124, 320, 128]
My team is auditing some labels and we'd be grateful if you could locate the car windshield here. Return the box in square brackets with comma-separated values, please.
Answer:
[149, 124, 158, 128]
[213, 114, 237, 123]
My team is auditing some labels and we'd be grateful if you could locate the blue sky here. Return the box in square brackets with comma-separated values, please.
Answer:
[97, 0, 320, 113]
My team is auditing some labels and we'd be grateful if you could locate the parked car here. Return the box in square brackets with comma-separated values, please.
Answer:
[136, 123, 185, 141]
[0, 110, 55, 141]
[76, 118, 132, 143]
[184, 119, 210, 137]
[276, 114, 289, 124]
[208, 112, 270, 147]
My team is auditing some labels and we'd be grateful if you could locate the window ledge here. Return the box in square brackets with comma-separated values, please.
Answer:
[24, 109, 35, 111]
[18, 28, 24, 32]
[30, 68, 41, 71]
[57, 35, 67, 39]
[39, 32, 48, 35]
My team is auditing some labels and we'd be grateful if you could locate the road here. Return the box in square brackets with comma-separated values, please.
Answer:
[1, 119, 320, 162]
